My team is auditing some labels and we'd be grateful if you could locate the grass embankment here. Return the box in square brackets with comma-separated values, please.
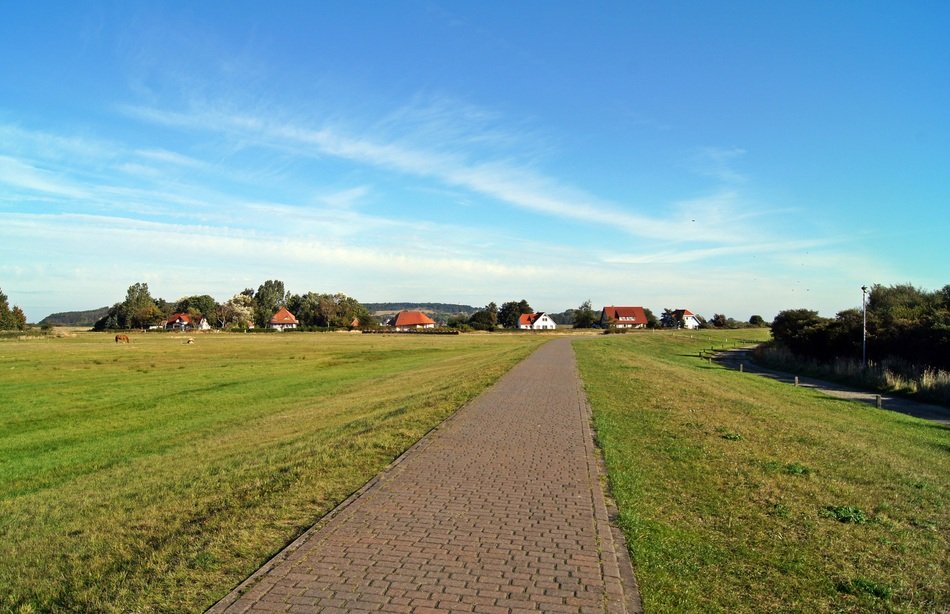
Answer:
[0, 332, 547, 613]
[575, 330, 948, 613]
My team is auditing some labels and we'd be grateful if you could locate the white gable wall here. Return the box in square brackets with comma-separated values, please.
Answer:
[682, 315, 700, 329]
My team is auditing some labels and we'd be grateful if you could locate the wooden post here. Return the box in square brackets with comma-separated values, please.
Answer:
[739, 363, 744, 373]
[794, 376, 799, 387]
[876, 395, 882, 408]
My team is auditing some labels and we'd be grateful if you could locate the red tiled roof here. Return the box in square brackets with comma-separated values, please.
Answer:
[270, 306, 299, 324]
[393, 311, 436, 327]
[518, 313, 538, 327]
[602, 306, 647, 323]
[673, 309, 694, 318]
[166, 312, 192, 325]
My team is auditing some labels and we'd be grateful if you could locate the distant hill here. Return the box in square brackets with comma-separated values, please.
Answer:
[39, 307, 111, 327]
[363, 302, 478, 315]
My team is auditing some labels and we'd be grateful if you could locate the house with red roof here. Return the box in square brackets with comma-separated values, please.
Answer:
[165, 312, 211, 331]
[517, 312, 557, 330]
[390, 310, 436, 331]
[269, 306, 299, 331]
[672, 308, 701, 330]
[600, 306, 648, 329]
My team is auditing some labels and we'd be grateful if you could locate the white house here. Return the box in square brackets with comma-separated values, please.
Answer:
[673, 309, 701, 329]
[269, 306, 299, 331]
[165, 313, 212, 331]
[517, 312, 557, 330]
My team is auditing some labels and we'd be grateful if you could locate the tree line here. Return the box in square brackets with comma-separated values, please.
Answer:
[770, 283, 950, 371]
[0, 288, 27, 331]
[442, 299, 768, 331]
[92, 280, 374, 331]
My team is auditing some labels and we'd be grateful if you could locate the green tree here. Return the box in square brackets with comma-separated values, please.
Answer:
[660, 308, 676, 328]
[92, 283, 163, 330]
[254, 280, 287, 327]
[175, 295, 217, 320]
[770, 309, 828, 355]
[0, 289, 28, 330]
[711, 313, 728, 328]
[643, 307, 658, 329]
[572, 300, 597, 329]
[219, 293, 255, 328]
[498, 299, 534, 328]
[131, 304, 163, 329]
[119, 283, 157, 327]
[287, 292, 370, 328]
[468, 302, 498, 331]
[10, 306, 27, 330]
[0, 288, 11, 329]
[334, 294, 371, 328]
[749, 314, 766, 327]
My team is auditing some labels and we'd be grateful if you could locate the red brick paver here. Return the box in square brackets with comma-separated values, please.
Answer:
[209, 339, 640, 613]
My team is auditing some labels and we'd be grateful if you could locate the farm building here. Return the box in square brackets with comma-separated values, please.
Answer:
[517, 312, 557, 330]
[269, 306, 299, 331]
[390, 310, 436, 331]
[600, 306, 648, 329]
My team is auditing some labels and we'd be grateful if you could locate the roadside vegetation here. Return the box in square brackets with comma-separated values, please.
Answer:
[0, 332, 547, 612]
[575, 329, 948, 613]
[764, 283, 950, 406]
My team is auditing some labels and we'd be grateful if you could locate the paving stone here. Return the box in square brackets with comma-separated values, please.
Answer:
[209, 339, 640, 613]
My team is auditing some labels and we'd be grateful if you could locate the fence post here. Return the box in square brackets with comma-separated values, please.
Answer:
[794, 376, 799, 387]
[876, 395, 882, 408]
[739, 363, 744, 373]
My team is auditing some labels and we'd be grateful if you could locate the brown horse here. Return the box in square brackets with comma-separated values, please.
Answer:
[115, 334, 130, 344]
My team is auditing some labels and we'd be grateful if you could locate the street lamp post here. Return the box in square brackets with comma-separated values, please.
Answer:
[861, 285, 869, 368]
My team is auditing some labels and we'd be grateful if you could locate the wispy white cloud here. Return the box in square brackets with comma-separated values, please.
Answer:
[117, 102, 767, 244]
[602, 237, 842, 265]
[134, 148, 213, 170]
[317, 185, 371, 209]
[0, 124, 117, 162]
[0, 155, 92, 199]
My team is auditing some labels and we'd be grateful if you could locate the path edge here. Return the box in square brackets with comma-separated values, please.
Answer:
[206, 339, 552, 613]
[572, 341, 644, 614]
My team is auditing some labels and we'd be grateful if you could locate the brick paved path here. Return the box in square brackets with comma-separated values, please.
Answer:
[209, 339, 640, 613]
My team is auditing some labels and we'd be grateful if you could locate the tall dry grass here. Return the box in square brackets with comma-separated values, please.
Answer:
[754, 343, 950, 405]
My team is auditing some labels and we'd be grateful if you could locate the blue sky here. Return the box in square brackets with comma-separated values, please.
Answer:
[2, 2, 947, 322]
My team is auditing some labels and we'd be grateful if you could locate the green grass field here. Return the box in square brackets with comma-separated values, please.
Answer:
[0, 331, 547, 613]
[575, 330, 949, 613]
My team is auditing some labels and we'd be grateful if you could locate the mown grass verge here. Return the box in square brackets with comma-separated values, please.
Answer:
[0, 332, 547, 612]
[574, 329, 948, 613]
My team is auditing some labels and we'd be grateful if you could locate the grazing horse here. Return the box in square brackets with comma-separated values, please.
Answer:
[115, 334, 130, 344]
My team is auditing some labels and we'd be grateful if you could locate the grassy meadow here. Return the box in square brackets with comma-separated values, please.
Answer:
[575, 330, 949, 613]
[0, 331, 547, 613]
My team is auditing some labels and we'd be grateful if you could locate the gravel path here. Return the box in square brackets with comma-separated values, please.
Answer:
[715, 349, 950, 425]
[209, 338, 641, 613]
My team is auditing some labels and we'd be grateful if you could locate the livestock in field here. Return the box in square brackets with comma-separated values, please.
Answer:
[114, 334, 130, 344]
